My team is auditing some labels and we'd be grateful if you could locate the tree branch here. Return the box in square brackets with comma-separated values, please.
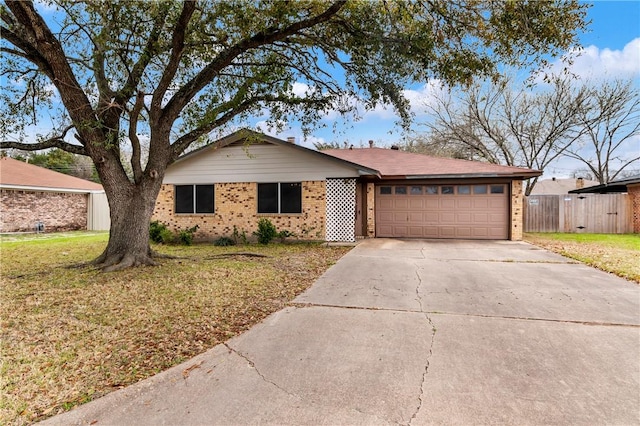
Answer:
[1, 125, 87, 155]
[161, 0, 347, 124]
[129, 91, 145, 183]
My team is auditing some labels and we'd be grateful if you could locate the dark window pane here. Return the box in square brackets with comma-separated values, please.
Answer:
[410, 186, 422, 195]
[281, 182, 302, 213]
[380, 186, 392, 195]
[175, 185, 194, 213]
[441, 186, 454, 194]
[490, 185, 505, 194]
[425, 185, 438, 195]
[258, 183, 278, 213]
[195, 185, 214, 213]
[458, 185, 470, 194]
[473, 185, 487, 194]
[395, 186, 407, 195]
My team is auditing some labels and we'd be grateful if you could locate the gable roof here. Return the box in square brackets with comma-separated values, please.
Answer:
[0, 157, 104, 192]
[322, 148, 541, 179]
[172, 129, 380, 177]
[569, 175, 640, 194]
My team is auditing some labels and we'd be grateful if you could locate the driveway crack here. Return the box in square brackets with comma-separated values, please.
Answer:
[408, 266, 436, 425]
[223, 343, 298, 398]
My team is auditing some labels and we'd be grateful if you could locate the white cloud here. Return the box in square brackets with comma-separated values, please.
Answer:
[360, 79, 446, 121]
[548, 38, 640, 80]
[253, 120, 325, 149]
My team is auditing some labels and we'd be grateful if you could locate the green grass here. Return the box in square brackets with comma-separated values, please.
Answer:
[525, 233, 640, 250]
[524, 233, 640, 283]
[0, 233, 351, 425]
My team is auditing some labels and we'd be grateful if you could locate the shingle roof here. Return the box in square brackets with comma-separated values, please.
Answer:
[322, 148, 541, 179]
[530, 178, 600, 195]
[569, 174, 640, 194]
[0, 157, 103, 192]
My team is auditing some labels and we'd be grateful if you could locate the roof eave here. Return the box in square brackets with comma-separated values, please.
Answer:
[171, 129, 381, 177]
[0, 184, 104, 193]
[378, 172, 541, 180]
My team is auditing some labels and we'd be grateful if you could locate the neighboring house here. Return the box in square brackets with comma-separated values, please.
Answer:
[152, 130, 540, 242]
[0, 157, 110, 232]
[570, 175, 640, 233]
[529, 177, 599, 195]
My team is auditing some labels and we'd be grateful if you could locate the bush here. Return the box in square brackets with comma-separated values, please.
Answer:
[232, 225, 248, 245]
[254, 218, 278, 245]
[277, 230, 296, 241]
[214, 236, 236, 246]
[176, 225, 199, 246]
[150, 221, 173, 244]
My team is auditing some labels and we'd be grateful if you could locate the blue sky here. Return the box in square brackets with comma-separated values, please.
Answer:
[12, 1, 640, 179]
[262, 1, 640, 178]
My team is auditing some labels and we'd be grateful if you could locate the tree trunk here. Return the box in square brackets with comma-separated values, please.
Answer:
[93, 178, 163, 272]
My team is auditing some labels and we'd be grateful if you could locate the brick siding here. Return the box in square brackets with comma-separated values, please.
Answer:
[152, 181, 327, 241]
[0, 189, 88, 232]
[629, 183, 640, 233]
[510, 180, 523, 240]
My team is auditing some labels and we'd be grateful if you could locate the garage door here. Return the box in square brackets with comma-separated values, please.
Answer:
[376, 184, 509, 239]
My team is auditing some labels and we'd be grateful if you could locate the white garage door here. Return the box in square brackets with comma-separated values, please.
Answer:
[376, 184, 509, 239]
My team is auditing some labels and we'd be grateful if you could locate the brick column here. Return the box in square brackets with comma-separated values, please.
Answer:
[628, 183, 640, 233]
[366, 182, 376, 237]
[510, 180, 524, 241]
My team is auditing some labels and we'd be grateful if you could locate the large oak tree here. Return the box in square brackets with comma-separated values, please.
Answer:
[1, 0, 587, 270]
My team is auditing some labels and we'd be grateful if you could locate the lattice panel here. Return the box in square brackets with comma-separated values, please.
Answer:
[325, 178, 356, 242]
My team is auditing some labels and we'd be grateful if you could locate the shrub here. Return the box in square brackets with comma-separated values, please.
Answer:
[214, 236, 236, 246]
[254, 218, 278, 245]
[277, 230, 296, 242]
[150, 221, 173, 244]
[232, 225, 248, 245]
[176, 225, 199, 246]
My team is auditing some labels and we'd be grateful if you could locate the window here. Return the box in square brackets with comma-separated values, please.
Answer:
[258, 182, 302, 214]
[457, 185, 470, 195]
[395, 186, 407, 195]
[441, 186, 454, 194]
[425, 185, 438, 195]
[490, 185, 505, 194]
[175, 185, 214, 214]
[380, 186, 392, 195]
[473, 185, 487, 195]
[410, 186, 423, 195]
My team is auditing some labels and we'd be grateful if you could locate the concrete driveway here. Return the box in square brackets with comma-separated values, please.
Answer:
[44, 239, 640, 425]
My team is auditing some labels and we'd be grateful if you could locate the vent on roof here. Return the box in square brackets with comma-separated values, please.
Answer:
[390, 145, 399, 150]
[287, 137, 295, 144]
[369, 140, 374, 148]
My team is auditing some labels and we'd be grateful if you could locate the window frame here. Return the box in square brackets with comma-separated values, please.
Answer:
[175, 184, 215, 214]
[257, 182, 302, 214]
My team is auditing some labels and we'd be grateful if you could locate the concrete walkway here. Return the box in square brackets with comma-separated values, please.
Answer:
[43, 239, 640, 425]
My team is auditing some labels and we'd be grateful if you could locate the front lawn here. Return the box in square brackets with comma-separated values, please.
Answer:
[0, 233, 351, 425]
[524, 233, 640, 283]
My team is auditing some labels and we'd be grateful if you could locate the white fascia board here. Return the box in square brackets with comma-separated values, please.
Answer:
[0, 184, 104, 194]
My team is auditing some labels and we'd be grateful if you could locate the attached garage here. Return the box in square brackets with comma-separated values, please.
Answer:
[376, 183, 508, 239]
[324, 147, 541, 241]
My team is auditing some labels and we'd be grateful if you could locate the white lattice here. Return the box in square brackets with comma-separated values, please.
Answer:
[325, 178, 356, 242]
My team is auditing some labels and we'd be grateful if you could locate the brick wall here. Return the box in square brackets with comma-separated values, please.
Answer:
[152, 181, 327, 241]
[510, 180, 524, 241]
[0, 189, 88, 232]
[629, 183, 640, 233]
[365, 182, 375, 237]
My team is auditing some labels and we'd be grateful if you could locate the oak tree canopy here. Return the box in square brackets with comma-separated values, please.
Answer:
[0, 0, 588, 270]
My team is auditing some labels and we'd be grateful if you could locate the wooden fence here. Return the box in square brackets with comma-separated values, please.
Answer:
[524, 194, 632, 233]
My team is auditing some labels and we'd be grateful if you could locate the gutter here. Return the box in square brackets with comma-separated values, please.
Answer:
[0, 184, 105, 194]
